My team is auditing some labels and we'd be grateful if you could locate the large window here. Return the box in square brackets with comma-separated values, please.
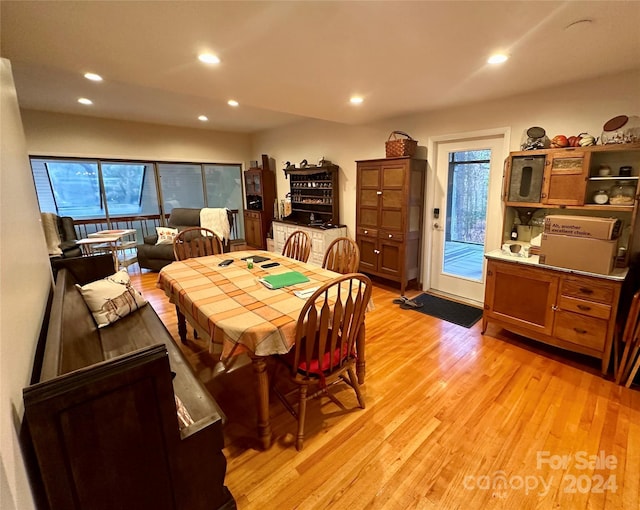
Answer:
[32, 159, 149, 218]
[31, 157, 244, 237]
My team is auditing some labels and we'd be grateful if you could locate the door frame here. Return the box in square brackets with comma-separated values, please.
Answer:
[423, 127, 511, 305]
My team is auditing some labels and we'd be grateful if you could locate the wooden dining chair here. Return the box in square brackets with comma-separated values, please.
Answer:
[173, 227, 223, 342]
[282, 230, 312, 263]
[173, 227, 223, 261]
[322, 237, 360, 274]
[272, 273, 372, 450]
[615, 290, 640, 386]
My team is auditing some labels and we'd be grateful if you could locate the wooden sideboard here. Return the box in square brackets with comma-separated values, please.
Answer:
[483, 251, 625, 374]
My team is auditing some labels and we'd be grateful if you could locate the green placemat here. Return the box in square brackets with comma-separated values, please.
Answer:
[259, 271, 310, 289]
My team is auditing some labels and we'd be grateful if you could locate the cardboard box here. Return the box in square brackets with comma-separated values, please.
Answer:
[539, 233, 618, 275]
[543, 215, 621, 240]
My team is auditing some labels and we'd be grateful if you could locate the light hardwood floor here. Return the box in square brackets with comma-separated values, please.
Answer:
[133, 267, 639, 510]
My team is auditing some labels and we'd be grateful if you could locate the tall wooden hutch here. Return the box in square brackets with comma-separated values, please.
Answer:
[355, 156, 426, 295]
[243, 154, 276, 249]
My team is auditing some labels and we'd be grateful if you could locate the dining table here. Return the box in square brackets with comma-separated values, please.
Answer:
[156, 250, 368, 449]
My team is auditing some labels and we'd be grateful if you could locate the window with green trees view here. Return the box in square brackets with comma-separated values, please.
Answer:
[446, 150, 490, 245]
[30, 157, 244, 235]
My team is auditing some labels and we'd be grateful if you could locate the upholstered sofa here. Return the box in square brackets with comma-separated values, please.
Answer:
[137, 208, 233, 271]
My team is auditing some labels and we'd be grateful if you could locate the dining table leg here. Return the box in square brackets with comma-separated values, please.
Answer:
[356, 322, 366, 384]
[176, 307, 187, 344]
[249, 354, 272, 450]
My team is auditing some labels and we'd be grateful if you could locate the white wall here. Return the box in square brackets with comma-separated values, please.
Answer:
[252, 69, 640, 246]
[21, 109, 252, 164]
[0, 59, 51, 510]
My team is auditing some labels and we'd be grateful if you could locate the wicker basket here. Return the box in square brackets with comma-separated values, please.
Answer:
[385, 131, 418, 158]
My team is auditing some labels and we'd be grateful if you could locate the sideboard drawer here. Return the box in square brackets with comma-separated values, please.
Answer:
[379, 230, 404, 242]
[244, 211, 261, 220]
[560, 277, 616, 304]
[553, 310, 608, 352]
[358, 227, 378, 238]
[557, 295, 611, 320]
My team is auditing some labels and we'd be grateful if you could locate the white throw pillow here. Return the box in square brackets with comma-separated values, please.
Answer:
[156, 226, 178, 245]
[76, 269, 147, 327]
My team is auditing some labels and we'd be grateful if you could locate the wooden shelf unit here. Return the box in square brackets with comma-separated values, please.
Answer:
[283, 164, 339, 225]
[243, 154, 276, 249]
[484, 142, 640, 373]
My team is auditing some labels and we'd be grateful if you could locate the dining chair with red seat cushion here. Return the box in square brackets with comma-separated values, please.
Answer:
[272, 273, 372, 450]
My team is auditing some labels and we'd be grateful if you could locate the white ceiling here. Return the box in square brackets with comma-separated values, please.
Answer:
[2, 1, 639, 134]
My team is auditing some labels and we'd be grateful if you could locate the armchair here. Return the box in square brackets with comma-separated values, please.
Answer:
[137, 208, 233, 271]
[41, 213, 82, 259]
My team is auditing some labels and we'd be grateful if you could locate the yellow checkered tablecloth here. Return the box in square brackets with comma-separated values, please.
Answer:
[157, 251, 340, 358]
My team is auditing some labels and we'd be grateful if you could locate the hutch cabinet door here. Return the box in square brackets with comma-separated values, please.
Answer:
[542, 150, 590, 206]
[358, 164, 381, 229]
[485, 259, 558, 336]
[379, 161, 406, 231]
[378, 240, 403, 277]
[357, 235, 378, 273]
[243, 211, 263, 249]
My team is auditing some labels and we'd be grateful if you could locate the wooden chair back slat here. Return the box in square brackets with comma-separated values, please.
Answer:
[322, 237, 360, 274]
[282, 230, 312, 263]
[173, 227, 223, 261]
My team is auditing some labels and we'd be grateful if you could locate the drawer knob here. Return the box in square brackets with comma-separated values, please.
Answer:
[364, 230, 368, 234]
[579, 287, 594, 295]
[573, 327, 588, 335]
[577, 304, 591, 311]
[376, 191, 382, 195]
[388, 234, 393, 238]
[374, 249, 380, 254]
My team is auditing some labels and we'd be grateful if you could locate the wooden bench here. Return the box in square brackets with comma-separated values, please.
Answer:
[23, 255, 236, 510]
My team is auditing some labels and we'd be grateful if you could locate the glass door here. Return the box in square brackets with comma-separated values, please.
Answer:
[429, 136, 505, 304]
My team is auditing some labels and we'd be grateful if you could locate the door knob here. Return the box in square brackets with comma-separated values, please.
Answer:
[434, 223, 440, 229]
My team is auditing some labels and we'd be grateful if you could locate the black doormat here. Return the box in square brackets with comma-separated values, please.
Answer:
[401, 293, 483, 328]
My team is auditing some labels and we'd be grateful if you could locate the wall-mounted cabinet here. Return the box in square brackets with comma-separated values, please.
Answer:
[505, 143, 640, 210]
[283, 164, 339, 226]
[503, 143, 640, 266]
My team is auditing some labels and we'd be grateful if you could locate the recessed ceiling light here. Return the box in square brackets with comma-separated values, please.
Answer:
[198, 53, 220, 65]
[487, 53, 509, 65]
[350, 96, 364, 105]
[198, 115, 208, 122]
[227, 100, 239, 107]
[78, 97, 93, 105]
[84, 72, 103, 82]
